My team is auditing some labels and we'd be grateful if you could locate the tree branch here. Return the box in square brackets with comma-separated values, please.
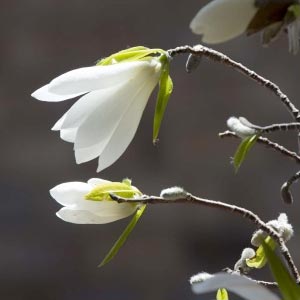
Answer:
[167, 45, 300, 122]
[219, 131, 300, 164]
[110, 192, 300, 283]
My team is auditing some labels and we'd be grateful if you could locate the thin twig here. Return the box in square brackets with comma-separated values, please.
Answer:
[167, 45, 300, 122]
[219, 131, 300, 164]
[281, 170, 300, 204]
[261, 122, 300, 134]
[110, 192, 300, 283]
[223, 268, 278, 288]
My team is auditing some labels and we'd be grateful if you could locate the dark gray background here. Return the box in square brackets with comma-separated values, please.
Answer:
[1, 0, 300, 299]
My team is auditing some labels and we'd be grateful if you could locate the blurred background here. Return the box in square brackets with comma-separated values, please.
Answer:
[1, 0, 300, 299]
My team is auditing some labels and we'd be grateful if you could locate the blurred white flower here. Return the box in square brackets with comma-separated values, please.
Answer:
[50, 178, 140, 224]
[190, 0, 300, 53]
[190, 0, 258, 44]
[191, 272, 280, 300]
[32, 58, 162, 171]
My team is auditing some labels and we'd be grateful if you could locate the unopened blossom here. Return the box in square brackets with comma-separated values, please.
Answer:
[32, 51, 164, 171]
[191, 272, 280, 300]
[251, 213, 293, 246]
[190, 0, 300, 54]
[50, 178, 141, 224]
[227, 116, 257, 138]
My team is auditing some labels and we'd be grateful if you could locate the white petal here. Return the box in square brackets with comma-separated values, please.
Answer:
[77, 200, 136, 218]
[190, 0, 258, 44]
[74, 143, 108, 163]
[52, 113, 78, 142]
[56, 203, 136, 224]
[52, 113, 67, 131]
[87, 178, 111, 187]
[47, 60, 154, 95]
[96, 75, 158, 172]
[191, 273, 280, 300]
[56, 207, 126, 224]
[31, 84, 86, 102]
[60, 128, 78, 142]
[60, 87, 123, 131]
[73, 61, 161, 165]
[50, 182, 90, 207]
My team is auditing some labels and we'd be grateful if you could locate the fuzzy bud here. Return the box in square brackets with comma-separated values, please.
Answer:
[160, 186, 187, 200]
[251, 213, 293, 246]
[227, 116, 256, 138]
[234, 248, 256, 274]
[190, 272, 213, 285]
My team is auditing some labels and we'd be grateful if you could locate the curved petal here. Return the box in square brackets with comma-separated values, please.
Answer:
[60, 128, 78, 143]
[96, 76, 158, 172]
[191, 273, 280, 300]
[50, 182, 90, 207]
[73, 60, 161, 164]
[56, 203, 136, 224]
[48, 60, 154, 95]
[56, 207, 128, 224]
[52, 113, 78, 142]
[190, 0, 258, 44]
[60, 85, 124, 131]
[52, 113, 67, 131]
[31, 84, 86, 102]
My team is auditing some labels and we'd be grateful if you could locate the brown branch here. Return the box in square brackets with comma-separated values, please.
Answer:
[110, 192, 300, 284]
[167, 45, 300, 122]
[219, 130, 300, 164]
[223, 268, 278, 288]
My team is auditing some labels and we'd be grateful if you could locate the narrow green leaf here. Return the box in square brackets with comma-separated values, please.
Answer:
[153, 59, 173, 142]
[233, 134, 259, 172]
[262, 240, 300, 300]
[216, 288, 229, 300]
[98, 205, 147, 267]
[246, 236, 276, 268]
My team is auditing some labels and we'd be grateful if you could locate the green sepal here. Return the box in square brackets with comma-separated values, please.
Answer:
[85, 180, 142, 201]
[98, 204, 147, 267]
[262, 240, 300, 300]
[233, 134, 259, 172]
[153, 54, 173, 142]
[246, 236, 276, 269]
[97, 46, 165, 66]
[288, 4, 300, 18]
[216, 288, 229, 300]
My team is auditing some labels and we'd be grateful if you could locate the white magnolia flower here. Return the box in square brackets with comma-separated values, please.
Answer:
[191, 272, 280, 300]
[190, 0, 258, 44]
[190, 0, 300, 53]
[50, 178, 140, 224]
[32, 58, 162, 171]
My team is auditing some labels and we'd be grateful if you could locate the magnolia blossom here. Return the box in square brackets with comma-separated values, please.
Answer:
[32, 59, 162, 171]
[50, 178, 139, 224]
[190, 0, 258, 44]
[190, 272, 280, 300]
[190, 0, 300, 53]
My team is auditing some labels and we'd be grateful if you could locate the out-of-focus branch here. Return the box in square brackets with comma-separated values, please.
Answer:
[110, 192, 300, 283]
[223, 268, 278, 288]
